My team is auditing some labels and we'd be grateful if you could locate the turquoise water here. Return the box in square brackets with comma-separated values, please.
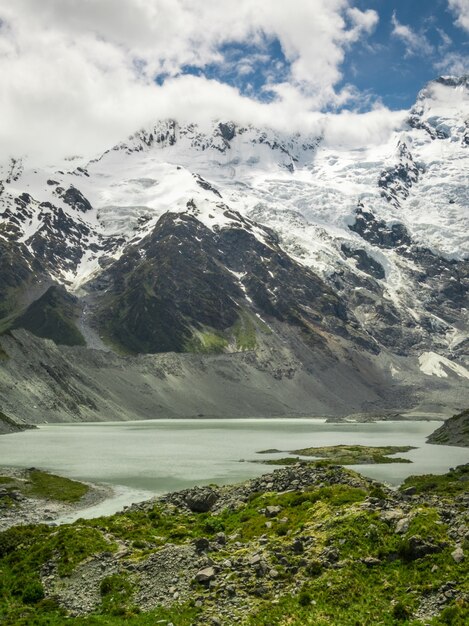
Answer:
[1, 419, 467, 518]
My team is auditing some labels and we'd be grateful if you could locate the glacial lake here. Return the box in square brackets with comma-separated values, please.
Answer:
[1, 419, 468, 520]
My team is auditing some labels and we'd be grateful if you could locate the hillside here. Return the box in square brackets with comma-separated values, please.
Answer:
[428, 409, 469, 447]
[0, 463, 467, 624]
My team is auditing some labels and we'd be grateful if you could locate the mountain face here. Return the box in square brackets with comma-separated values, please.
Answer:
[1, 76, 469, 422]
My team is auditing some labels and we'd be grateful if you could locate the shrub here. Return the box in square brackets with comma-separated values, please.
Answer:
[392, 601, 410, 621]
[298, 591, 312, 606]
[22, 581, 45, 604]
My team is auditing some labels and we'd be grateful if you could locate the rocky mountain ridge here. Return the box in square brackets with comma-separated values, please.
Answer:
[0, 76, 469, 422]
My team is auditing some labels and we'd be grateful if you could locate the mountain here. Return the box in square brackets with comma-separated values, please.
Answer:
[1, 76, 469, 423]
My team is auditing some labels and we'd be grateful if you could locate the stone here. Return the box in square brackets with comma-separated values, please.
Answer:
[403, 536, 442, 561]
[184, 487, 219, 513]
[395, 517, 410, 534]
[451, 547, 464, 563]
[194, 537, 210, 552]
[215, 532, 226, 545]
[265, 505, 281, 518]
[292, 538, 304, 554]
[195, 567, 216, 584]
[380, 509, 404, 522]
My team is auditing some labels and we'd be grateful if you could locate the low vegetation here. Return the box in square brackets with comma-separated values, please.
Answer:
[256, 444, 415, 465]
[185, 329, 229, 354]
[10, 286, 86, 347]
[0, 468, 89, 503]
[0, 464, 467, 625]
[400, 464, 469, 497]
[428, 409, 469, 447]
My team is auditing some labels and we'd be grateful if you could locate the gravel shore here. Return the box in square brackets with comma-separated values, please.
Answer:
[0, 466, 114, 531]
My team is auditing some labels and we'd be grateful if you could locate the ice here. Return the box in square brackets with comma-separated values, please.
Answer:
[1, 76, 468, 341]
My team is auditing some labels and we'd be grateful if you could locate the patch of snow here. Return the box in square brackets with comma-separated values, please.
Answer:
[419, 351, 469, 379]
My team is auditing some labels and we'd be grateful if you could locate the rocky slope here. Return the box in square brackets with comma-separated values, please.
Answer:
[0, 463, 467, 624]
[428, 409, 469, 447]
[1, 76, 469, 420]
[0, 328, 413, 424]
[0, 409, 34, 435]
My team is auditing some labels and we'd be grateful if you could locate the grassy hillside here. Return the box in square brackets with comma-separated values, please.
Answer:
[11, 286, 85, 347]
[0, 464, 467, 625]
[428, 409, 469, 447]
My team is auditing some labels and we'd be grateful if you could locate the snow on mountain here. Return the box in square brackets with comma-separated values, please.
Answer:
[0, 76, 468, 362]
[419, 351, 469, 379]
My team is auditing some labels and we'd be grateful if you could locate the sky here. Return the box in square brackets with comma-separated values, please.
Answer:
[0, 0, 467, 163]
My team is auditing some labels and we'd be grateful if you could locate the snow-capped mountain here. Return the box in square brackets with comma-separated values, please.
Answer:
[0, 76, 468, 422]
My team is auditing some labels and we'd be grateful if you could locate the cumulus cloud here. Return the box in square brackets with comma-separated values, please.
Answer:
[323, 107, 407, 149]
[0, 0, 385, 163]
[391, 12, 434, 57]
[434, 52, 469, 75]
[448, 0, 469, 32]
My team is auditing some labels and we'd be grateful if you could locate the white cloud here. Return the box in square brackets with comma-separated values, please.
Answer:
[434, 52, 469, 75]
[323, 107, 407, 149]
[448, 0, 469, 32]
[391, 12, 434, 57]
[0, 0, 383, 163]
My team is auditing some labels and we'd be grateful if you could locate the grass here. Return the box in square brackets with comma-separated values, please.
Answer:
[0, 466, 467, 625]
[256, 444, 416, 465]
[25, 469, 90, 502]
[185, 329, 229, 354]
[233, 311, 258, 350]
[400, 464, 469, 496]
[255, 457, 307, 466]
[0, 469, 89, 503]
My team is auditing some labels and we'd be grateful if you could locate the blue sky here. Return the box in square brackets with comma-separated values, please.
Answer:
[0, 0, 468, 161]
[346, 0, 469, 108]
[178, 0, 469, 111]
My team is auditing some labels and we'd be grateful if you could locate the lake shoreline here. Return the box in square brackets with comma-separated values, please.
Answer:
[1, 418, 466, 528]
[0, 409, 447, 437]
[0, 466, 115, 531]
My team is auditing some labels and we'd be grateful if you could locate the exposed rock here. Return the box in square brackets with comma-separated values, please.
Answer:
[401, 536, 443, 561]
[395, 517, 411, 534]
[451, 546, 464, 563]
[194, 537, 210, 553]
[184, 487, 219, 513]
[195, 566, 216, 583]
[265, 505, 282, 518]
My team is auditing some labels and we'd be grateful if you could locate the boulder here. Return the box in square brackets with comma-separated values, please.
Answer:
[184, 487, 219, 513]
[195, 567, 216, 584]
[451, 546, 464, 563]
